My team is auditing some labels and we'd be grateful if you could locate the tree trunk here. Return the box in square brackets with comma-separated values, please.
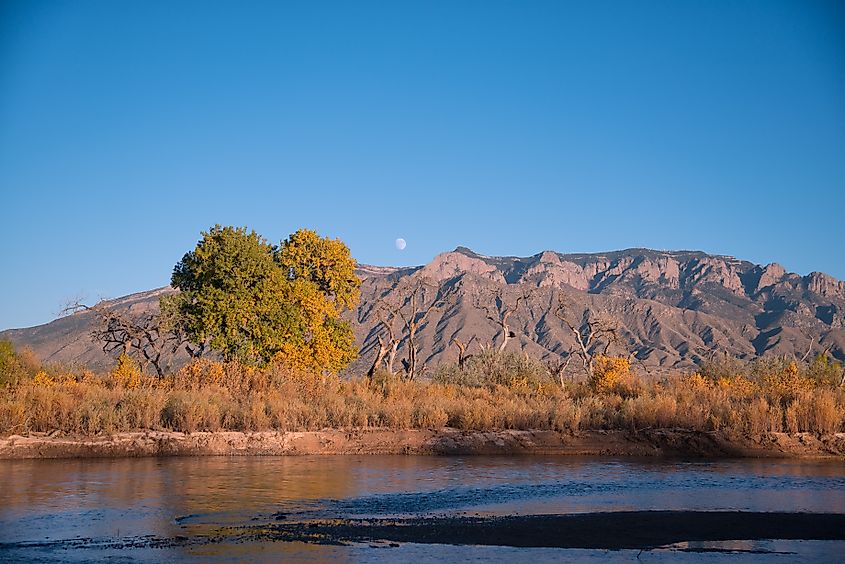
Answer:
[367, 336, 388, 379]
[386, 340, 399, 374]
[455, 339, 470, 369]
[407, 341, 417, 380]
[497, 326, 510, 353]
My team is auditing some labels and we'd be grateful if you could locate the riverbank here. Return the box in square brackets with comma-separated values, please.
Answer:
[2, 428, 844, 459]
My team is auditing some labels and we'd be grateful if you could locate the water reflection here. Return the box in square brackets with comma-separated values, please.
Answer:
[1, 456, 844, 561]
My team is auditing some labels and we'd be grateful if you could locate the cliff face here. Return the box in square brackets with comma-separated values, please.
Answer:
[3, 247, 845, 374]
[349, 248, 845, 374]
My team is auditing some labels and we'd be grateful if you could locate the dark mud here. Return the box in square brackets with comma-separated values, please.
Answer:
[3, 512, 844, 553]
[248, 511, 845, 549]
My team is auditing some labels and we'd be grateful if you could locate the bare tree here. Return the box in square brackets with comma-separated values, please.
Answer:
[374, 276, 457, 380]
[375, 308, 401, 374]
[800, 340, 815, 363]
[452, 337, 476, 369]
[64, 299, 184, 377]
[552, 293, 621, 381]
[474, 286, 534, 353]
[158, 293, 207, 359]
[367, 334, 390, 379]
[362, 301, 403, 379]
[546, 354, 574, 387]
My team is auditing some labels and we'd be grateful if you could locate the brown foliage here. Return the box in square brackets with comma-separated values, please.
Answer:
[1, 351, 843, 437]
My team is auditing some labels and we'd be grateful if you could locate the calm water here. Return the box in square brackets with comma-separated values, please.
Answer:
[1, 456, 844, 562]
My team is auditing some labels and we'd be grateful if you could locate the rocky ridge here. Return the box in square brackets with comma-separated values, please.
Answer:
[2, 247, 844, 373]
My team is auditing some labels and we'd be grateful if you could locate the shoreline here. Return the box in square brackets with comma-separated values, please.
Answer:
[2, 428, 844, 460]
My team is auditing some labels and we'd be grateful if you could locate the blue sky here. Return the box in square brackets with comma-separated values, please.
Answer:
[1, 0, 844, 329]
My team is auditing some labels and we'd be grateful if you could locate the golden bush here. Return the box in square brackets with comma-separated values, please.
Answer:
[109, 354, 142, 389]
[762, 362, 815, 400]
[590, 355, 631, 393]
[32, 371, 55, 387]
[716, 375, 757, 398]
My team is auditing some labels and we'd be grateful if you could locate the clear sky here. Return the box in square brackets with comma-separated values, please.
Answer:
[1, 0, 844, 330]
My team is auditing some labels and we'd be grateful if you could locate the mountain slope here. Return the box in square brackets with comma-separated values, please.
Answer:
[3, 247, 844, 374]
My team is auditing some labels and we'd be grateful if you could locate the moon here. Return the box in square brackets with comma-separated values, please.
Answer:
[395, 238, 407, 251]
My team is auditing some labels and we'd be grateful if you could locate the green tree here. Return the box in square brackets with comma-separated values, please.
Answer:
[162, 225, 360, 371]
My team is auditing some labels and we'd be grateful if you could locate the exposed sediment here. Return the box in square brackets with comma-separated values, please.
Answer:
[2, 428, 844, 459]
[254, 511, 845, 549]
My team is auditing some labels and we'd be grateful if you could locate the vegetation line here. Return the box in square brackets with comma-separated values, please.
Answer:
[1, 343, 843, 439]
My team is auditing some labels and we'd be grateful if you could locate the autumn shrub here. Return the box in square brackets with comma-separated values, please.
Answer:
[549, 399, 582, 433]
[590, 355, 635, 395]
[110, 353, 143, 389]
[784, 389, 843, 435]
[433, 349, 554, 390]
[620, 392, 678, 430]
[1, 356, 844, 437]
[759, 361, 814, 403]
[812, 390, 842, 434]
[0, 340, 40, 388]
[805, 354, 844, 386]
[368, 368, 402, 397]
[699, 353, 748, 380]
[32, 371, 56, 387]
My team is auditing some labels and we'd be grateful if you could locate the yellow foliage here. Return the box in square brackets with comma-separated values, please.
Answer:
[716, 375, 757, 398]
[534, 381, 560, 396]
[32, 371, 55, 387]
[762, 362, 815, 400]
[80, 370, 97, 384]
[687, 372, 711, 390]
[591, 355, 631, 393]
[277, 228, 361, 310]
[177, 358, 226, 388]
[32, 369, 84, 387]
[503, 375, 531, 393]
[270, 278, 358, 373]
[110, 354, 142, 389]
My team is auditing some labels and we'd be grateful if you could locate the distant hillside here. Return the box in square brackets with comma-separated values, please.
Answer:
[3, 247, 844, 374]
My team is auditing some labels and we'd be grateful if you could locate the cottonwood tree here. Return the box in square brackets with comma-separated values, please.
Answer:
[161, 225, 360, 372]
[63, 300, 181, 377]
[474, 286, 534, 353]
[552, 293, 621, 384]
[373, 276, 457, 380]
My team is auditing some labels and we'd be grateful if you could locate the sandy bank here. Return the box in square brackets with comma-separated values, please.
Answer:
[2, 428, 844, 459]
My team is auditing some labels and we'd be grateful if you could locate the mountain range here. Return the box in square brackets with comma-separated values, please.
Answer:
[3, 247, 844, 375]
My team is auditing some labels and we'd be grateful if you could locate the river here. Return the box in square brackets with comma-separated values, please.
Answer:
[1, 456, 844, 562]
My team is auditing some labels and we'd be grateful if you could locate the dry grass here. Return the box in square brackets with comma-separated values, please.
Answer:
[1, 347, 844, 437]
